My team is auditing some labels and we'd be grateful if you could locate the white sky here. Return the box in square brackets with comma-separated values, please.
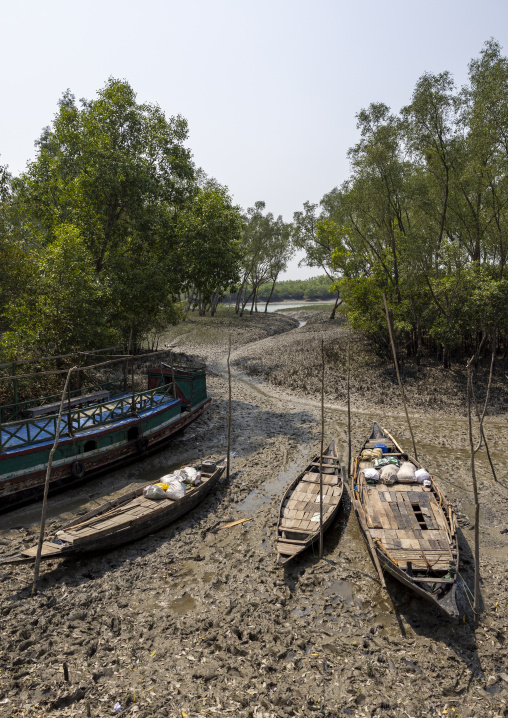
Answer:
[2, 0, 508, 279]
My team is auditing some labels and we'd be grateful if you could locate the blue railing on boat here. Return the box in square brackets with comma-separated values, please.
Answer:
[0, 380, 126, 423]
[0, 384, 174, 451]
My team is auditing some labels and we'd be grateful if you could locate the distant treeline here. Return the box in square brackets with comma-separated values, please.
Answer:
[227, 275, 333, 304]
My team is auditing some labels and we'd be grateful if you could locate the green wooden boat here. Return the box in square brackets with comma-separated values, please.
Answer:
[0, 351, 211, 511]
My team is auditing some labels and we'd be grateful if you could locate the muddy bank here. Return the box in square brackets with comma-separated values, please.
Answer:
[1, 310, 508, 717]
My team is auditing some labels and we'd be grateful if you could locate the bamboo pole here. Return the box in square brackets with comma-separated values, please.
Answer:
[169, 351, 176, 399]
[319, 337, 325, 559]
[347, 336, 351, 480]
[227, 336, 232, 481]
[32, 367, 75, 597]
[383, 294, 418, 461]
[467, 362, 481, 627]
[130, 357, 136, 415]
[67, 375, 73, 437]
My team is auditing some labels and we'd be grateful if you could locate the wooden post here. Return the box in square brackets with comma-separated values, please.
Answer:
[169, 351, 176, 399]
[12, 362, 18, 409]
[76, 352, 81, 394]
[467, 363, 481, 627]
[67, 375, 73, 437]
[347, 336, 351, 480]
[227, 336, 232, 481]
[32, 367, 75, 597]
[130, 357, 136, 416]
[319, 337, 325, 559]
[383, 294, 418, 460]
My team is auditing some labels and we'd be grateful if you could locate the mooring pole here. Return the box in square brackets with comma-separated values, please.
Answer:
[383, 294, 418, 460]
[67, 373, 73, 437]
[32, 367, 75, 597]
[467, 362, 481, 627]
[347, 335, 351, 480]
[319, 337, 325, 559]
[169, 351, 176, 400]
[227, 336, 232, 481]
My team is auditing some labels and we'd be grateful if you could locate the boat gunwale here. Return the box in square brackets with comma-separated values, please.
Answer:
[276, 440, 344, 564]
[352, 421, 460, 618]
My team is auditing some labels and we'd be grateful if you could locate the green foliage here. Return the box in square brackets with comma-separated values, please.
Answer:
[255, 275, 333, 301]
[308, 39, 508, 360]
[0, 224, 119, 360]
[179, 183, 244, 311]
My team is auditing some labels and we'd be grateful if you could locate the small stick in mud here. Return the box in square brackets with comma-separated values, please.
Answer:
[62, 662, 69, 682]
[227, 335, 232, 481]
[319, 336, 325, 559]
[32, 367, 75, 597]
[383, 294, 418, 460]
[220, 518, 251, 530]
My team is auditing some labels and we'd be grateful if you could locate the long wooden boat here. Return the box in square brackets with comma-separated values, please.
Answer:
[276, 441, 343, 564]
[0, 460, 225, 565]
[352, 422, 459, 618]
[0, 352, 211, 511]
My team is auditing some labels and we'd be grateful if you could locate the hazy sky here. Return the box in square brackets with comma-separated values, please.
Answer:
[2, 0, 508, 278]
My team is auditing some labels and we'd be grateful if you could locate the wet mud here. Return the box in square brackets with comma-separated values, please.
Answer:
[1, 310, 508, 717]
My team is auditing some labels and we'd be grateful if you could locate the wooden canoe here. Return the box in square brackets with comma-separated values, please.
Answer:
[276, 441, 344, 564]
[352, 422, 459, 618]
[0, 460, 225, 565]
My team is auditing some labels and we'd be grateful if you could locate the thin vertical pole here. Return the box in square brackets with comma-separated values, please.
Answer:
[12, 362, 18, 408]
[383, 294, 418, 461]
[67, 374, 73, 436]
[169, 351, 176, 399]
[130, 357, 136, 415]
[347, 336, 351, 480]
[32, 367, 75, 597]
[227, 336, 232, 481]
[319, 337, 325, 559]
[467, 363, 481, 627]
[77, 352, 81, 394]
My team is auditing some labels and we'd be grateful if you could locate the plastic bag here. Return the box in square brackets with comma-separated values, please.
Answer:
[154, 482, 169, 491]
[165, 479, 186, 500]
[415, 468, 430, 484]
[159, 473, 179, 484]
[362, 468, 380, 483]
[181, 467, 202, 486]
[397, 461, 416, 483]
[373, 456, 400, 469]
[423, 479, 432, 488]
[143, 484, 167, 500]
[180, 466, 198, 481]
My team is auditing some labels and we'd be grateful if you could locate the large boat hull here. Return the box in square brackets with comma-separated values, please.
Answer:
[0, 397, 211, 512]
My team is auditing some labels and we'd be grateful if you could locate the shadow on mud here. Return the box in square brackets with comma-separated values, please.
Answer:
[379, 525, 485, 677]
[282, 485, 352, 592]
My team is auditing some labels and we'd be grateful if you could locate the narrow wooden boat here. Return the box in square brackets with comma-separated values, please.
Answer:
[276, 441, 343, 564]
[0, 460, 225, 565]
[0, 350, 211, 511]
[352, 422, 459, 618]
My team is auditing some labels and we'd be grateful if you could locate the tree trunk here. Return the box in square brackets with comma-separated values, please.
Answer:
[329, 289, 342, 320]
[210, 286, 221, 316]
[264, 277, 278, 312]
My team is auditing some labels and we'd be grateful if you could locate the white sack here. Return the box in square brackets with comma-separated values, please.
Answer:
[363, 468, 380, 482]
[380, 464, 398, 485]
[415, 468, 430, 484]
[165, 479, 186, 500]
[397, 461, 417, 483]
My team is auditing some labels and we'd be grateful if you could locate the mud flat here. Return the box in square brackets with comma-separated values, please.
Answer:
[1, 309, 508, 717]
